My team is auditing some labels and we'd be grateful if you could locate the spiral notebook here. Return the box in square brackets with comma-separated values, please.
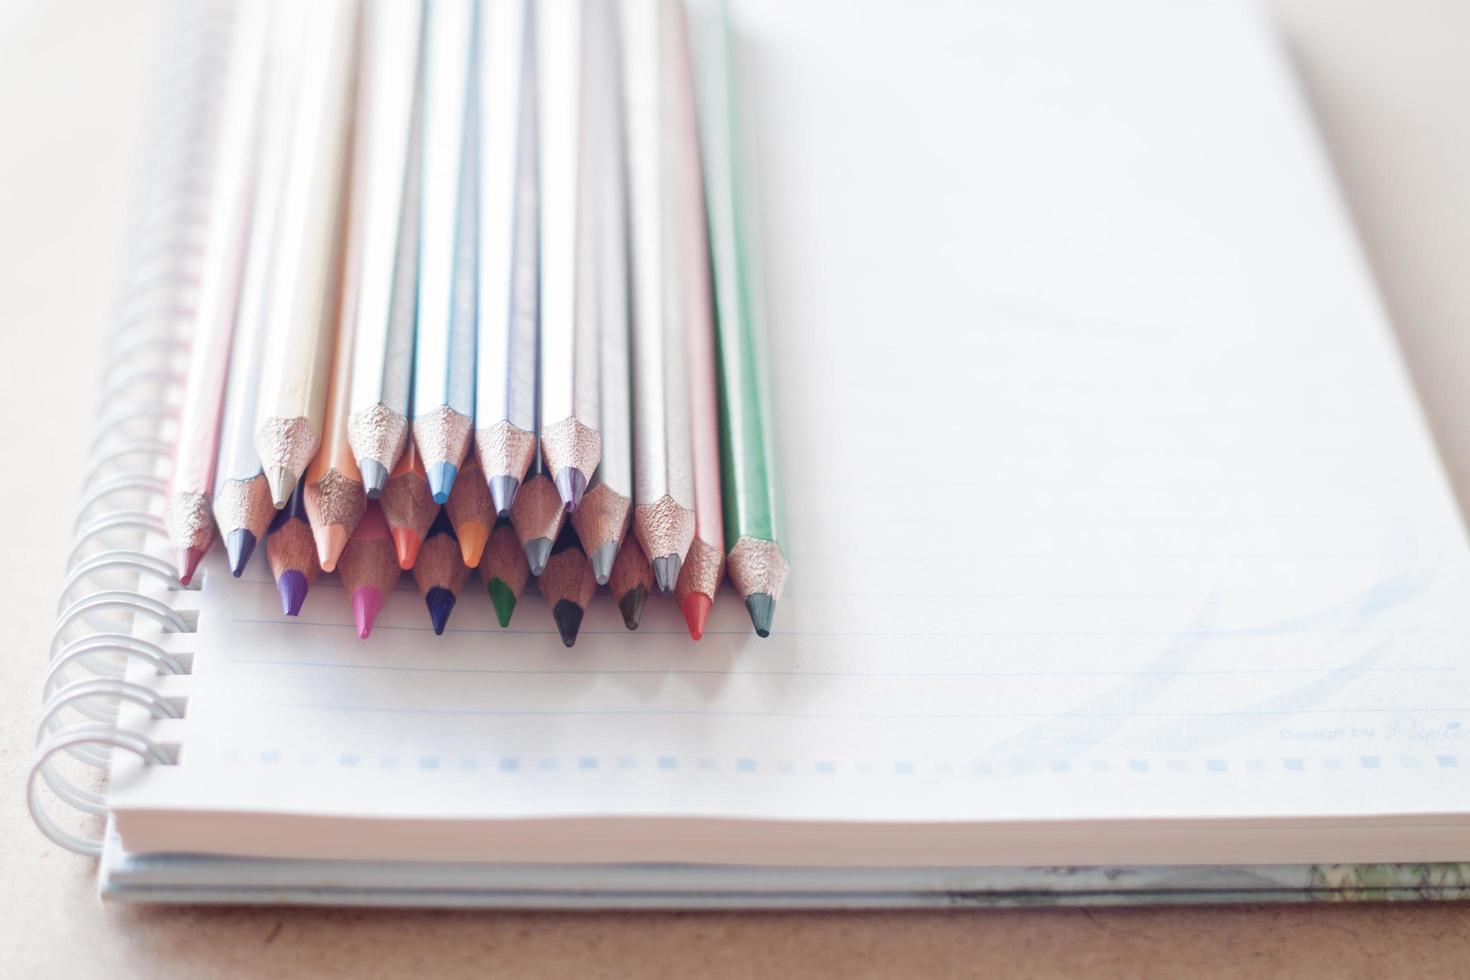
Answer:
[34, 0, 1470, 907]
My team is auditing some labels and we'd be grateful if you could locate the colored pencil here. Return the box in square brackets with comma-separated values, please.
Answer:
[667, 0, 723, 641]
[568, 0, 632, 583]
[510, 460, 566, 577]
[379, 428, 438, 569]
[538, 525, 596, 648]
[211, 1, 301, 579]
[411, 510, 471, 634]
[445, 452, 493, 567]
[689, 0, 788, 637]
[338, 500, 401, 639]
[536, 0, 602, 511]
[266, 479, 319, 617]
[347, 0, 425, 497]
[478, 518, 530, 627]
[167, 1, 269, 584]
[473, 0, 537, 519]
[302, 220, 367, 572]
[608, 534, 653, 631]
[411, 0, 477, 504]
[254, 0, 359, 508]
[622, 0, 695, 593]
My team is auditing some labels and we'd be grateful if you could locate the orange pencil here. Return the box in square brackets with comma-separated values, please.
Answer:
[302, 260, 367, 571]
[337, 501, 400, 638]
[380, 430, 438, 569]
[445, 453, 493, 568]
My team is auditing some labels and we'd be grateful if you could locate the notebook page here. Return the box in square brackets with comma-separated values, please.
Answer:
[111, 0, 1470, 863]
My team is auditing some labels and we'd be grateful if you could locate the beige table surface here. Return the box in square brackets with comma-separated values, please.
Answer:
[2, 2, 1468, 976]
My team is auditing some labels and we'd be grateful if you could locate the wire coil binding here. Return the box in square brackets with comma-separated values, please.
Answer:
[26, 0, 233, 858]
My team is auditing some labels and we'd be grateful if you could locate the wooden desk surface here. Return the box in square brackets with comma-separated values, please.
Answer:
[3, 1, 1467, 975]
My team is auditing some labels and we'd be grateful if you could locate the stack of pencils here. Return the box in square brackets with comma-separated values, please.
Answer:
[162, 0, 788, 645]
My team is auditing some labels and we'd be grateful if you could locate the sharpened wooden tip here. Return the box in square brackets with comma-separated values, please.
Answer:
[609, 536, 653, 631]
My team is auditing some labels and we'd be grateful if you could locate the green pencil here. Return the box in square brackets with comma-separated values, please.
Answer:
[689, 0, 788, 637]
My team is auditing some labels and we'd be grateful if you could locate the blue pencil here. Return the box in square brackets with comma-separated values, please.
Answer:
[411, 0, 478, 505]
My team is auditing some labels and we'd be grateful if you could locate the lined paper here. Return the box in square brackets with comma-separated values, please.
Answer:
[114, 0, 1470, 865]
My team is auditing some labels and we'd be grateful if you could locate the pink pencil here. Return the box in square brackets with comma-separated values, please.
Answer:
[164, 4, 270, 584]
[337, 501, 401, 639]
[669, 0, 724, 641]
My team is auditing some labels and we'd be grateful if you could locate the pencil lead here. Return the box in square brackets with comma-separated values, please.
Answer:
[265, 466, 296, 509]
[359, 458, 389, 499]
[487, 474, 519, 519]
[424, 586, 456, 635]
[552, 599, 584, 648]
[456, 523, 490, 568]
[617, 585, 647, 631]
[351, 586, 384, 639]
[651, 554, 681, 594]
[225, 529, 256, 577]
[176, 546, 207, 586]
[588, 541, 617, 585]
[744, 593, 776, 638]
[487, 578, 517, 627]
[426, 461, 458, 504]
[681, 593, 712, 641]
[314, 524, 350, 573]
[390, 527, 421, 570]
[555, 467, 587, 512]
[524, 537, 553, 577]
[277, 569, 309, 617]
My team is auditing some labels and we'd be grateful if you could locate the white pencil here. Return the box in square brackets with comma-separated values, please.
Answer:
[622, 0, 695, 592]
[569, 0, 633, 584]
[213, 0, 302, 578]
[254, 0, 359, 509]
[474, 0, 538, 519]
[166, 0, 270, 584]
[536, 0, 602, 512]
[412, 0, 477, 505]
[347, 0, 426, 498]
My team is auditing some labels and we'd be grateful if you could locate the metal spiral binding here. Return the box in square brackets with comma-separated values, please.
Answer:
[26, 0, 234, 858]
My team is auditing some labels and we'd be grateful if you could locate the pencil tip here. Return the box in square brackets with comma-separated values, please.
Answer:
[487, 578, 517, 627]
[314, 524, 350, 572]
[588, 541, 617, 585]
[265, 466, 296, 509]
[681, 593, 712, 641]
[555, 468, 587, 512]
[359, 458, 389, 499]
[651, 555, 681, 594]
[457, 522, 490, 568]
[176, 546, 207, 586]
[552, 599, 584, 647]
[744, 593, 776, 638]
[487, 475, 519, 518]
[524, 537, 553, 576]
[277, 570, 309, 617]
[224, 529, 257, 577]
[351, 586, 384, 639]
[618, 585, 648, 631]
[425, 586, 456, 635]
[390, 527, 421, 570]
[426, 461, 458, 504]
